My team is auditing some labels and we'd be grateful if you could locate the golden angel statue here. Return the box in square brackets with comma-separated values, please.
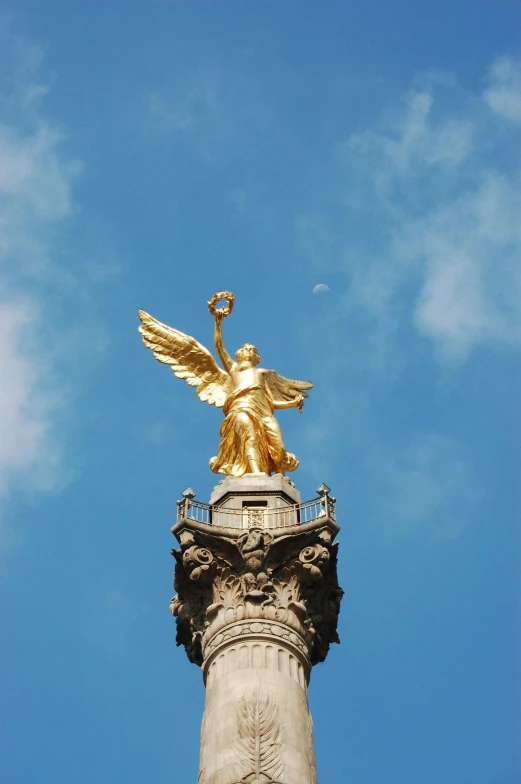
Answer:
[138, 292, 312, 477]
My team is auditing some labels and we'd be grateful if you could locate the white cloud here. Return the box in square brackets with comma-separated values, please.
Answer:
[483, 56, 521, 124]
[0, 299, 61, 495]
[412, 174, 521, 358]
[148, 73, 231, 152]
[0, 39, 80, 519]
[294, 57, 520, 536]
[147, 65, 274, 166]
[340, 89, 474, 189]
[0, 124, 79, 272]
[312, 56, 521, 363]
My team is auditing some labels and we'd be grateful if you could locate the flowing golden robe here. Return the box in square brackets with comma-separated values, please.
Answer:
[138, 305, 311, 478]
[209, 384, 299, 477]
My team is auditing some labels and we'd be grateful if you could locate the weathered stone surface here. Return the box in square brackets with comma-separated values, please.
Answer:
[171, 477, 342, 784]
[210, 473, 301, 506]
[200, 653, 316, 784]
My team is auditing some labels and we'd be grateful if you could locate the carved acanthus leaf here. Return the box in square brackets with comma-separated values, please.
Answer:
[212, 567, 244, 610]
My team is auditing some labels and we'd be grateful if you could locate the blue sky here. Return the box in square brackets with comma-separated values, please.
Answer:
[1, 2, 519, 782]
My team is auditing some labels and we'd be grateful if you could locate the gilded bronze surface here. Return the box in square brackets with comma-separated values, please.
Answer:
[138, 292, 312, 477]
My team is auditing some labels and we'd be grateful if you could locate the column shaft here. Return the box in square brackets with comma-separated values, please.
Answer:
[170, 479, 342, 784]
[200, 627, 316, 784]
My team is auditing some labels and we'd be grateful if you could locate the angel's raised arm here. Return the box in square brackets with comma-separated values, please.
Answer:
[213, 313, 234, 373]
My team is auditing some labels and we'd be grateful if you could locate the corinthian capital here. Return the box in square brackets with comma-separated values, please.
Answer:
[170, 504, 343, 670]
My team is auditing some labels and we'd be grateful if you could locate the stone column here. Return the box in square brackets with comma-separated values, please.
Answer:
[170, 476, 343, 784]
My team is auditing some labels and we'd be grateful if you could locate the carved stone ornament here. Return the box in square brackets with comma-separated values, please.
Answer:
[232, 682, 285, 784]
[170, 515, 343, 668]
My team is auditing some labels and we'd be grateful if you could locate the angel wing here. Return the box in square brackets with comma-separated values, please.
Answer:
[264, 369, 313, 402]
[138, 310, 231, 407]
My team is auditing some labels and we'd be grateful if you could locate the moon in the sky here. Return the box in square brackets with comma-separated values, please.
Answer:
[312, 283, 330, 294]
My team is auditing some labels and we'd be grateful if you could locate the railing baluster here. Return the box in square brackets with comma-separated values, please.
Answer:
[177, 494, 336, 529]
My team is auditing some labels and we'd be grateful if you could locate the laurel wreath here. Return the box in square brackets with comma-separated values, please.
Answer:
[207, 291, 235, 317]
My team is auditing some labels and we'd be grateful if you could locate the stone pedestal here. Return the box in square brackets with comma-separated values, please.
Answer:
[170, 475, 343, 784]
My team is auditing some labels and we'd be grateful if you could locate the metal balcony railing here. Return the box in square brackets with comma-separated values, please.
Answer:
[176, 492, 336, 531]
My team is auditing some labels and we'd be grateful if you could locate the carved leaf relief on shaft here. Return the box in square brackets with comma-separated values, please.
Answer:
[232, 683, 285, 784]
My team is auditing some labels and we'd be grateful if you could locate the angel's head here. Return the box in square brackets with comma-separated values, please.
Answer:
[235, 344, 260, 366]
